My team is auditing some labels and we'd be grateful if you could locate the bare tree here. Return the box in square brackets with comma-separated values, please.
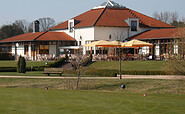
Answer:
[170, 11, 179, 23]
[38, 17, 56, 31]
[70, 47, 92, 89]
[14, 20, 30, 33]
[153, 11, 170, 23]
[153, 11, 179, 24]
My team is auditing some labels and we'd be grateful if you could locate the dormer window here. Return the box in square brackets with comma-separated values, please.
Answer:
[131, 21, 137, 31]
[69, 22, 73, 32]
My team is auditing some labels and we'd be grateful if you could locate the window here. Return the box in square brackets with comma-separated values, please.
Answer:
[79, 41, 82, 46]
[24, 45, 29, 55]
[80, 36, 82, 40]
[39, 45, 49, 54]
[109, 35, 111, 40]
[174, 44, 178, 54]
[131, 21, 137, 31]
[69, 22, 73, 32]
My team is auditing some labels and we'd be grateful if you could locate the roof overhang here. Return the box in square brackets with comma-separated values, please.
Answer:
[59, 46, 80, 49]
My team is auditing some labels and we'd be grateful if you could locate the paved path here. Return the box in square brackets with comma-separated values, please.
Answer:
[0, 75, 184, 80]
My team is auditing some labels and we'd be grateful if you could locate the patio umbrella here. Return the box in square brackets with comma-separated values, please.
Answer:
[96, 41, 123, 47]
[83, 40, 110, 47]
[121, 39, 153, 47]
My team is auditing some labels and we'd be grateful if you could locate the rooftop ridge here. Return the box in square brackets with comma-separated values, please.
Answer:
[93, 0, 126, 9]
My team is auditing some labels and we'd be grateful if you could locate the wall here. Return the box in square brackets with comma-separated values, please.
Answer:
[16, 45, 24, 56]
[12, 46, 15, 55]
[129, 27, 150, 38]
[12, 45, 24, 56]
[94, 26, 128, 41]
[49, 45, 57, 55]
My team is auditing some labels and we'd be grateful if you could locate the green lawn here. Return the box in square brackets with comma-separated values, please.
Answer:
[89, 61, 166, 71]
[0, 61, 54, 67]
[0, 78, 184, 113]
[0, 88, 184, 113]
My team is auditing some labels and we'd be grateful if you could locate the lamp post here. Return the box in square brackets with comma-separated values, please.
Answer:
[119, 42, 122, 79]
[15, 43, 19, 60]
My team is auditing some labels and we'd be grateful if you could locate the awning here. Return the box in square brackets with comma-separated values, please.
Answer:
[58, 46, 80, 49]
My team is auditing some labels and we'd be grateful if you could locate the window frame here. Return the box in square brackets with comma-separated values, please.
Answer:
[131, 21, 137, 31]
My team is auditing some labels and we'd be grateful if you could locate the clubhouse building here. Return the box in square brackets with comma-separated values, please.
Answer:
[0, 0, 183, 60]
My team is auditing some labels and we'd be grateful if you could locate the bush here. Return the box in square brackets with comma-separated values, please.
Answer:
[17, 56, 26, 73]
[48, 57, 66, 68]
[0, 67, 16, 72]
[165, 60, 185, 75]
[26, 66, 47, 71]
[0, 53, 14, 60]
[64, 69, 167, 77]
[81, 54, 92, 66]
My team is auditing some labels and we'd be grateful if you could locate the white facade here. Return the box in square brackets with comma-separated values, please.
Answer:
[94, 27, 128, 41]
[49, 45, 57, 55]
[12, 45, 24, 56]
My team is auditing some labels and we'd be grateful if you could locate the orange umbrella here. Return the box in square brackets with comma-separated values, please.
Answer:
[121, 39, 153, 47]
[96, 41, 123, 47]
[83, 40, 110, 47]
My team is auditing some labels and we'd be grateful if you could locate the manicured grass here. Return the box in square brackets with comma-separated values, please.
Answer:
[0, 88, 184, 113]
[1, 78, 184, 95]
[89, 61, 166, 71]
[0, 78, 184, 113]
[0, 61, 54, 67]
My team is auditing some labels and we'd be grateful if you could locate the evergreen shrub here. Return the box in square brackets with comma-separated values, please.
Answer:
[17, 56, 26, 73]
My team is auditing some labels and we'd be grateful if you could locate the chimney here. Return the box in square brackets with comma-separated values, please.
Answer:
[33, 20, 40, 33]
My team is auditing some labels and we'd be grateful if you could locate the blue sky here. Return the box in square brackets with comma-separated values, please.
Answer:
[0, 0, 184, 27]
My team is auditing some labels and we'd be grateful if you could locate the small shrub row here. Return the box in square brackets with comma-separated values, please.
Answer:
[26, 66, 47, 71]
[0, 67, 17, 72]
[0, 66, 47, 72]
[48, 57, 66, 68]
[81, 54, 92, 66]
[85, 69, 117, 77]
[0, 53, 14, 60]
[64, 69, 167, 77]
[121, 70, 167, 75]
[0, 67, 167, 75]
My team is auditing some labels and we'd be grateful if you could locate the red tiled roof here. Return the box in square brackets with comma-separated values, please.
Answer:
[49, 21, 68, 30]
[36, 32, 75, 41]
[128, 28, 184, 40]
[50, 8, 173, 30]
[50, 8, 105, 30]
[0, 31, 75, 43]
[0, 32, 45, 42]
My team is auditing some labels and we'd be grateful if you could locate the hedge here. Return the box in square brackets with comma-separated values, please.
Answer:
[48, 57, 66, 68]
[81, 54, 92, 66]
[64, 69, 167, 77]
[0, 53, 14, 60]
[0, 66, 47, 72]
[0, 67, 17, 72]
[0, 67, 167, 76]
